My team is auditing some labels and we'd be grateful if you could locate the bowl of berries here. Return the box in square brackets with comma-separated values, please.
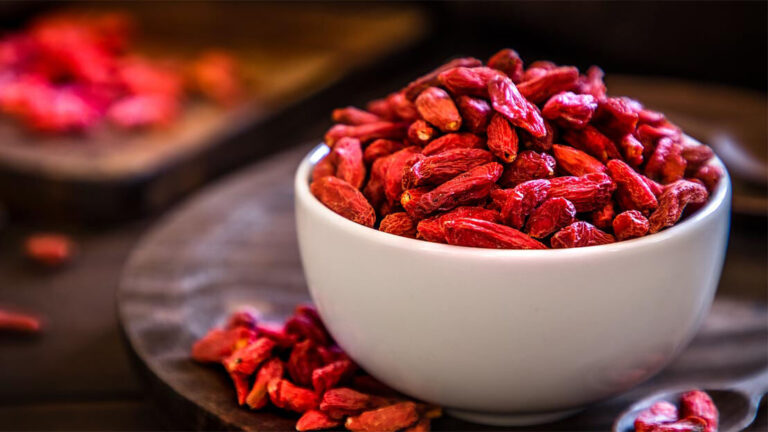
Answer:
[294, 48, 731, 425]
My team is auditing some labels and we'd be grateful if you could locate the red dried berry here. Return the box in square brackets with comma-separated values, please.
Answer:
[455, 95, 492, 133]
[552, 144, 606, 176]
[404, 148, 493, 188]
[332, 106, 381, 125]
[268, 379, 319, 413]
[24, 233, 76, 267]
[312, 359, 356, 395]
[345, 402, 420, 432]
[592, 97, 639, 138]
[561, 125, 622, 162]
[541, 91, 597, 128]
[417, 206, 501, 243]
[406, 119, 436, 146]
[246, 357, 284, 409]
[499, 150, 556, 187]
[379, 212, 417, 238]
[525, 197, 576, 238]
[612, 210, 650, 241]
[486, 113, 519, 163]
[487, 74, 547, 138]
[680, 390, 718, 432]
[403, 57, 483, 100]
[574, 65, 606, 99]
[223, 337, 275, 375]
[415, 86, 462, 132]
[499, 179, 551, 228]
[607, 159, 659, 213]
[386, 92, 419, 122]
[619, 134, 645, 167]
[590, 202, 615, 230]
[444, 217, 547, 249]
[421, 132, 484, 156]
[634, 401, 679, 432]
[325, 122, 407, 148]
[401, 163, 503, 219]
[311, 176, 376, 228]
[548, 173, 616, 212]
[331, 137, 366, 189]
[363, 139, 406, 165]
[551, 221, 615, 248]
[384, 147, 422, 203]
[437, 66, 501, 98]
[648, 180, 708, 233]
[517, 66, 579, 104]
[487, 48, 524, 82]
[297, 410, 342, 432]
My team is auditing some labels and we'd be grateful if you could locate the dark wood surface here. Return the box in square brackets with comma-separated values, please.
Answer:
[118, 143, 768, 431]
[0, 3, 426, 224]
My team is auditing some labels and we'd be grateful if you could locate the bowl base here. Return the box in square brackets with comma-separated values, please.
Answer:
[447, 407, 581, 426]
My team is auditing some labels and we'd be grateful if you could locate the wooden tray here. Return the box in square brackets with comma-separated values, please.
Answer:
[118, 144, 767, 431]
[0, 3, 426, 223]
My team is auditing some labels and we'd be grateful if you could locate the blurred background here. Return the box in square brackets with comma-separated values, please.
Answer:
[0, 1, 765, 430]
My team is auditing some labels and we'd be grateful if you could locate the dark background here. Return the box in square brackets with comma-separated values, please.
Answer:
[0, 1, 765, 430]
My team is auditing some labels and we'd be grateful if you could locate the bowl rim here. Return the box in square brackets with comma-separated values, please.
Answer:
[295, 141, 731, 257]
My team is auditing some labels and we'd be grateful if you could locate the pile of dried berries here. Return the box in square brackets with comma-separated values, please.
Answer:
[0, 12, 242, 134]
[634, 390, 718, 432]
[192, 306, 441, 431]
[311, 48, 722, 249]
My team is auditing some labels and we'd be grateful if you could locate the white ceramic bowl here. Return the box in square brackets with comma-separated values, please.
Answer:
[294, 144, 731, 426]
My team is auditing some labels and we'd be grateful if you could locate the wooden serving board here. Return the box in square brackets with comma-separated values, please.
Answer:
[118, 144, 767, 431]
[0, 3, 426, 223]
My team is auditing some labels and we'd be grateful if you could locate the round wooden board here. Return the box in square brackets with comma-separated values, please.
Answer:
[119, 156, 767, 428]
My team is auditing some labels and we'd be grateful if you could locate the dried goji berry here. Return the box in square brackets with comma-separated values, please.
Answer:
[345, 402, 420, 432]
[414, 86, 462, 132]
[332, 106, 381, 125]
[499, 150, 556, 187]
[634, 401, 679, 432]
[379, 212, 417, 238]
[246, 357, 284, 409]
[403, 57, 483, 100]
[681, 140, 715, 174]
[406, 120, 436, 146]
[612, 210, 649, 241]
[421, 132, 484, 155]
[296, 409, 341, 431]
[693, 164, 722, 192]
[287, 339, 325, 387]
[517, 66, 579, 104]
[607, 159, 658, 213]
[519, 118, 555, 152]
[561, 125, 621, 162]
[320, 387, 373, 418]
[311, 176, 376, 228]
[404, 148, 493, 188]
[648, 180, 708, 233]
[445, 217, 547, 249]
[363, 139, 406, 165]
[487, 48, 524, 82]
[551, 221, 615, 248]
[644, 138, 686, 184]
[488, 74, 546, 138]
[541, 91, 597, 129]
[592, 97, 639, 138]
[499, 178, 551, 228]
[24, 233, 76, 267]
[366, 97, 396, 120]
[386, 92, 419, 122]
[229, 370, 250, 406]
[223, 337, 275, 375]
[324, 122, 407, 148]
[552, 144, 606, 176]
[455, 95, 492, 133]
[285, 306, 332, 346]
[525, 197, 576, 238]
[268, 379, 319, 413]
[401, 163, 503, 219]
[0, 309, 43, 334]
[574, 65, 606, 99]
[363, 156, 392, 214]
[331, 137, 366, 189]
[312, 359, 355, 395]
[437, 66, 501, 98]
[590, 202, 615, 230]
[486, 113, 519, 162]
[417, 206, 501, 243]
[619, 134, 645, 167]
[548, 173, 616, 212]
[384, 147, 422, 203]
[680, 390, 718, 432]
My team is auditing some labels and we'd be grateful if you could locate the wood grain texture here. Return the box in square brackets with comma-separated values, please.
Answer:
[118, 144, 768, 431]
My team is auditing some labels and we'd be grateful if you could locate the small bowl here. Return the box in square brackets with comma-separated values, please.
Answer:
[294, 143, 731, 426]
